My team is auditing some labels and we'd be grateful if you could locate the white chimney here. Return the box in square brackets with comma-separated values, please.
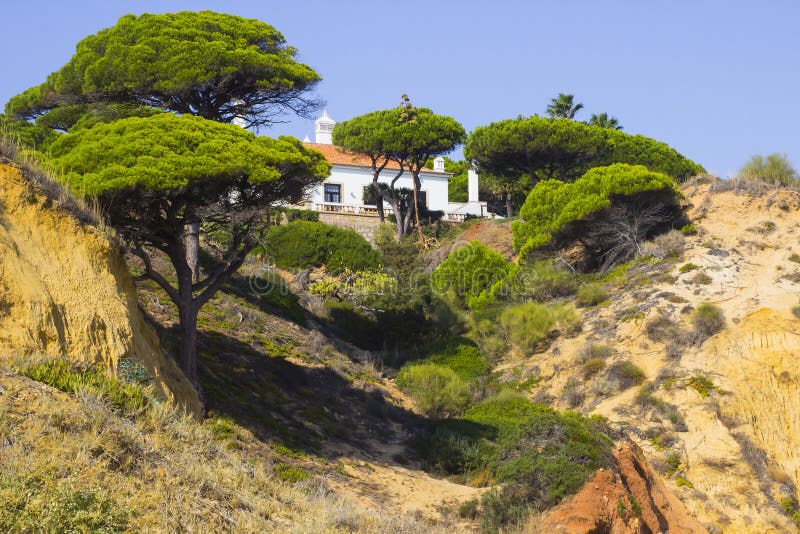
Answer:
[434, 156, 445, 172]
[314, 110, 335, 144]
[468, 168, 479, 202]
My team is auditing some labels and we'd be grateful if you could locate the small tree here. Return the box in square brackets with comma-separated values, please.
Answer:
[332, 109, 401, 222]
[739, 153, 798, 185]
[546, 93, 584, 120]
[394, 96, 465, 240]
[49, 114, 330, 398]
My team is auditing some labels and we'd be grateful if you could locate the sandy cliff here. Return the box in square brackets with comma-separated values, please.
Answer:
[0, 162, 200, 416]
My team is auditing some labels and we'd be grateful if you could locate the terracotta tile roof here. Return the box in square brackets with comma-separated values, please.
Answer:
[303, 142, 451, 175]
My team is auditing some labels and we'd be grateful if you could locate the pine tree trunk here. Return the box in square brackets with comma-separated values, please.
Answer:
[412, 172, 424, 240]
[373, 180, 385, 223]
[185, 222, 200, 283]
[505, 190, 513, 218]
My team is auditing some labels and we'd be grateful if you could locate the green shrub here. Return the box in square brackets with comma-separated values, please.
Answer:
[789, 253, 800, 264]
[578, 343, 613, 362]
[690, 271, 712, 285]
[576, 283, 609, 307]
[514, 260, 577, 302]
[0, 475, 130, 533]
[512, 164, 683, 267]
[679, 224, 698, 236]
[13, 358, 148, 415]
[396, 364, 471, 418]
[272, 464, 311, 483]
[692, 303, 725, 339]
[259, 220, 382, 271]
[645, 315, 680, 343]
[498, 303, 580, 354]
[687, 375, 717, 398]
[679, 263, 698, 273]
[582, 358, 606, 378]
[423, 337, 491, 383]
[608, 361, 646, 389]
[457, 498, 480, 520]
[432, 241, 512, 309]
[738, 153, 798, 185]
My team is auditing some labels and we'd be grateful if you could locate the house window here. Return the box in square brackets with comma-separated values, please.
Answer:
[417, 190, 427, 209]
[324, 183, 341, 203]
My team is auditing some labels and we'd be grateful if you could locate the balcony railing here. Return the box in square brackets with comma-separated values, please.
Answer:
[313, 202, 478, 223]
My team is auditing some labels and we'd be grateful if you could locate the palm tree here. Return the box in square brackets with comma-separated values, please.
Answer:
[588, 112, 623, 130]
[546, 93, 584, 120]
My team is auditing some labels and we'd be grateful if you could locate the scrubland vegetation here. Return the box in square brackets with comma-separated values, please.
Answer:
[7, 7, 796, 533]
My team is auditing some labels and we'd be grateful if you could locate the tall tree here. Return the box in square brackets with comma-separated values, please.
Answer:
[6, 11, 322, 128]
[588, 113, 623, 130]
[8, 11, 323, 283]
[394, 96, 466, 240]
[546, 93, 584, 120]
[48, 113, 330, 400]
[466, 117, 703, 216]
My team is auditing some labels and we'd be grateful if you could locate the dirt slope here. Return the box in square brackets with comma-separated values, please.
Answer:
[0, 163, 200, 415]
[504, 180, 800, 532]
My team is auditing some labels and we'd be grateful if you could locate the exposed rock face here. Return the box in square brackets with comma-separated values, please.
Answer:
[0, 163, 200, 416]
[541, 443, 707, 533]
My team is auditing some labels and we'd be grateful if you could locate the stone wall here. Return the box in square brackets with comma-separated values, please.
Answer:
[318, 212, 382, 243]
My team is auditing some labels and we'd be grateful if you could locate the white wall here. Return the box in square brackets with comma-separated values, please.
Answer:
[308, 164, 451, 212]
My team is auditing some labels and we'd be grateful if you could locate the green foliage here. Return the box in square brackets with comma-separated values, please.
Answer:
[680, 223, 698, 235]
[457, 498, 480, 520]
[466, 116, 703, 188]
[259, 220, 381, 272]
[687, 375, 717, 398]
[738, 153, 798, 185]
[664, 452, 682, 476]
[692, 303, 725, 338]
[0, 474, 131, 533]
[396, 364, 472, 417]
[546, 93, 584, 120]
[0, 113, 59, 149]
[675, 476, 693, 489]
[512, 164, 682, 259]
[50, 114, 329, 195]
[514, 260, 577, 302]
[432, 241, 512, 309]
[576, 283, 609, 307]
[13, 358, 149, 416]
[780, 497, 800, 527]
[582, 358, 607, 378]
[422, 337, 491, 384]
[7, 11, 321, 128]
[608, 361, 646, 389]
[679, 262, 698, 273]
[272, 464, 311, 483]
[310, 269, 397, 305]
[588, 112, 622, 130]
[324, 300, 428, 351]
[498, 303, 580, 354]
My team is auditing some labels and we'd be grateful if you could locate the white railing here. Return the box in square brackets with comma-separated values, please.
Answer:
[314, 202, 394, 216]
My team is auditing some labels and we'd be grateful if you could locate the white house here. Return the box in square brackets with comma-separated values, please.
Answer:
[302, 111, 487, 222]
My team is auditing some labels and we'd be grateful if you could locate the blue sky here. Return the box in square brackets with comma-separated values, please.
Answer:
[2, 1, 798, 177]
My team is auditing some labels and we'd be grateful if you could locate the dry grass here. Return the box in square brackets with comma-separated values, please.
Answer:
[0, 362, 445, 533]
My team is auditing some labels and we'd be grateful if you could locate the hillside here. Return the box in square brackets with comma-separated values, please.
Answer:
[4, 154, 800, 532]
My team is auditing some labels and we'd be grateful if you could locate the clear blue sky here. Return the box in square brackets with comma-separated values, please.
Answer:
[2, 1, 798, 177]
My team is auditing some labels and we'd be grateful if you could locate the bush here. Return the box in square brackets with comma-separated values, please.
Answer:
[645, 315, 680, 343]
[738, 154, 798, 185]
[324, 299, 428, 351]
[259, 220, 382, 272]
[432, 241, 512, 309]
[13, 358, 149, 415]
[578, 343, 613, 363]
[582, 358, 606, 378]
[514, 260, 577, 302]
[576, 283, 609, 307]
[608, 361, 646, 389]
[422, 337, 491, 383]
[513, 164, 685, 271]
[692, 303, 725, 339]
[498, 303, 580, 354]
[396, 364, 471, 417]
